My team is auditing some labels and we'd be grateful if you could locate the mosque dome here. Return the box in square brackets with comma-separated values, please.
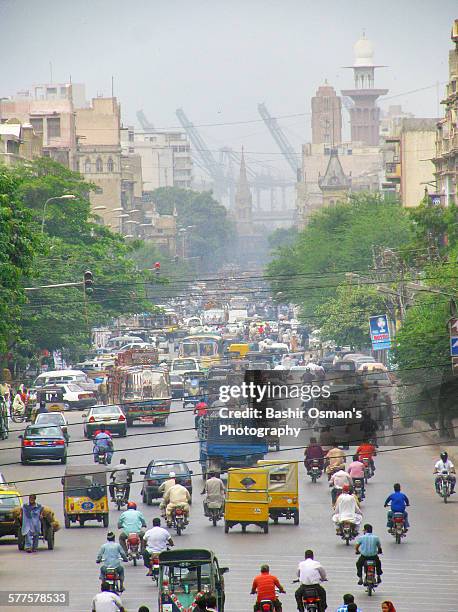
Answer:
[353, 33, 374, 67]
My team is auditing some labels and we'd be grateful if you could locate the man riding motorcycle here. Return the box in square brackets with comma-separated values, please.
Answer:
[202, 472, 225, 517]
[384, 483, 410, 530]
[117, 502, 147, 554]
[356, 441, 376, 474]
[96, 531, 127, 592]
[347, 455, 366, 498]
[159, 471, 176, 517]
[325, 446, 346, 476]
[164, 482, 191, 525]
[304, 437, 325, 473]
[110, 458, 133, 502]
[329, 469, 353, 506]
[332, 483, 362, 534]
[143, 517, 174, 574]
[295, 550, 327, 612]
[355, 524, 382, 585]
[250, 564, 285, 611]
[93, 426, 114, 465]
[434, 451, 456, 494]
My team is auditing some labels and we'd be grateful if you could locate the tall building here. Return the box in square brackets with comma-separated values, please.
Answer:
[341, 34, 388, 146]
[433, 20, 458, 207]
[318, 148, 351, 206]
[311, 82, 342, 145]
[133, 130, 192, 191]
[75, 97, 122, 228]
[233, 149, 253, 236]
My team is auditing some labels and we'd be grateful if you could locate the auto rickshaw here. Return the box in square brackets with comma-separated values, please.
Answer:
[257, 460, 299, 525]
[32, 386, 66, 421]
[62, 465, 109, 528]
[183, 372, 208, 409]
[224, 467, 270, 534]
[158, 548, 228, 612]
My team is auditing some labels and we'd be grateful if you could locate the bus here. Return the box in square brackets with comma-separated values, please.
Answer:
[228, 296, 248, 323]
[178, 334, 223, 368]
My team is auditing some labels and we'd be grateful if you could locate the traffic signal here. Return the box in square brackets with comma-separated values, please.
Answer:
[84, 270, 94, 294]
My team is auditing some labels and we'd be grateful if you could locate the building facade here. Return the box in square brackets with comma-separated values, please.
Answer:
[318, 148, 351, 206]
[311, 82, 342, 145]
[433, 20, 458, 207]
[0, 121, 42, 166]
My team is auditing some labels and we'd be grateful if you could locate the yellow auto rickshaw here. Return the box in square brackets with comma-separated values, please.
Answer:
[62, 465, 109, 528]
[224, 467, 270, 534]
[257, 460, 299, 525]
[227, 343, 250, 359]
[36, 386, 66, 413]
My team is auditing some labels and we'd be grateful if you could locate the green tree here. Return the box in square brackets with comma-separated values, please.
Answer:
[152, 187, 235, 271]
[0, 165, 39, 356]
[268, 227, 298, 251]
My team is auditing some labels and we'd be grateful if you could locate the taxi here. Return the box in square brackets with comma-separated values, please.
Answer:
[0, 483, 22, 540]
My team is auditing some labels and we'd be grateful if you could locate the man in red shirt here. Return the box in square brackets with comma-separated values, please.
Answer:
[251, 564, 285, 611]
[194, 401, 208, 430]
[357, 441, 377, 473]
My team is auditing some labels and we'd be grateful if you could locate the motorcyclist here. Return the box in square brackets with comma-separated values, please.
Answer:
[159, 471, 176, 517]
[384, 483, 410, 530]
[93, 425, 114, 465]
[109, 458, 133, 501]
[355, 524, 382, 585]
[250, 564, 285, 611]
[143, 517, 174, 574]
[96, 531, 127, 592]
[356, 440, 376, 474]
[329, 469, 353, 506]
[332, 483, 362, 535]
[347, 455, 366, 498]
[164, 482, 191, 525]
[202, 471, 225, 517]
[295, 549, 327, 612]
[304, 437, 325, 472]
[12, 390, 26, 418]
[325, 446, 346, 477]
[434, 451, 456, 494]
[117, 501, 147, 554]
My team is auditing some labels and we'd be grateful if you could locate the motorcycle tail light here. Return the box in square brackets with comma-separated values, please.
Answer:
[106, 573, 116, 580]
[128, 533, 140, 545]
[261, 605, 271, 611]
[175, 508, 183, 515]
[304, 598, 320, 603]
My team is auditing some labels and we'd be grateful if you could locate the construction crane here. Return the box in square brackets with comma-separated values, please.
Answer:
[175, 108, 226, 188]
[257, 103, 301, 179]
[136, 110, 155, 132]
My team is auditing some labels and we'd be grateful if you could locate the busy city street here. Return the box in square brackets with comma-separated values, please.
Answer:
[1, 401, 457, 611]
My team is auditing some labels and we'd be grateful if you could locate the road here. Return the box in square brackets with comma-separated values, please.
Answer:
[0, 401, 457, 612]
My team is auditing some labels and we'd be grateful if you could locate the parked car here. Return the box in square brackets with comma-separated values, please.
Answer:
[140, 459, 193, 505]
[34, 412, 69, 441]
[20, 425, 67, 465]
[43, 383, 96, 411]
[83, 404, 127, 438]
[0, 484, 22, 540]
[170, 373, 184, 399]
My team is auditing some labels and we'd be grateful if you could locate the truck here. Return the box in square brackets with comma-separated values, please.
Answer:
[227, 296, 248, 324]
[107, 348, 172, 427]
[198, 409, 268, 478]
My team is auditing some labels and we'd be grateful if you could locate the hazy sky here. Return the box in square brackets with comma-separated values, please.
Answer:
[1, 0, 456, 180]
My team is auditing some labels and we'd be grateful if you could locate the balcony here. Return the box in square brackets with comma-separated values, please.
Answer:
[385, 162, 401, 180]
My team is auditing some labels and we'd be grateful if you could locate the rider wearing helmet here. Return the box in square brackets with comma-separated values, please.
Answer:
[159, 471, 177, 517]
[434, 451, 456, 494]
[117, 501, 147, 554]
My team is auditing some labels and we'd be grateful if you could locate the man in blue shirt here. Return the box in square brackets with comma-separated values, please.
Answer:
[96, 532, 128, 591]
[335, 593, 362, 612]
[355, 524, 382, 585]
[384, 483, 410, 529]
[117, 501, 147, 554]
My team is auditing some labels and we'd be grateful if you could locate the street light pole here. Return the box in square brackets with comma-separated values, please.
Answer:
[41, 195, 77, 234]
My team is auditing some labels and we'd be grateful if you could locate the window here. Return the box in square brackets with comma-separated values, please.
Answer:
[47, 117, 61, 138]
[6, 140, 19, 154]
[84, 157, 91, 173]
[96, 157, 103, 172]
[107, 157, 114, 172]
[30, 118, 43, 134]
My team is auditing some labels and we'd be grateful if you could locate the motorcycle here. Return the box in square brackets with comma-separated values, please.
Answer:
[337, 520, 358, 546]
[151, 554, 160, 586]
[390, 512, 406, 544]
[363, 559, 378, 597]
[436, 471, 452, 503]
[169, 505, 188, 536]
[95, 448, 108, 465]
[114, 484, 128, 511]
[292, 581, 321, 612]
[353, 478, 365, 502]
[207, 505, 224, 527]
[103, 566, 122, 594]
[361, 458, 373, 483]
[308, 459, 323, 483]
[126, 532, 142, 566]
[252, 587, 283, 612]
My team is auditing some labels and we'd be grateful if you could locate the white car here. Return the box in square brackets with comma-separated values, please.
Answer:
[52, 383, 96, 411]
